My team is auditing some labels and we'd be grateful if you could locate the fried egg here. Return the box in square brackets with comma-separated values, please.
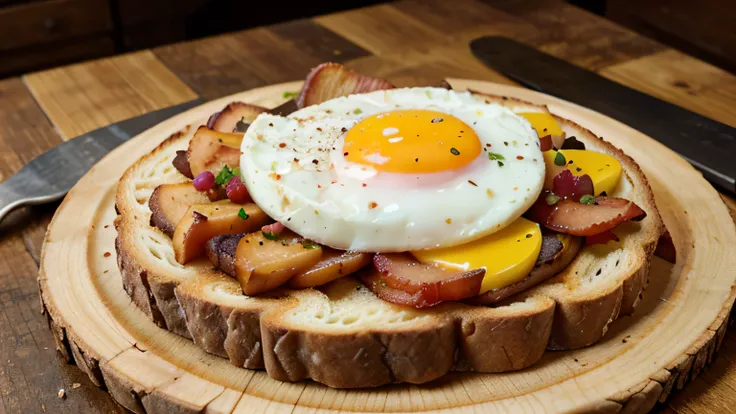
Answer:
[240, 87, 545, 251]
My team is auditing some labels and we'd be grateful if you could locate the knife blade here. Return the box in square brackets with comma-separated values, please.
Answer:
[470, 36, 736, 195]
[0, 98, 205, 223]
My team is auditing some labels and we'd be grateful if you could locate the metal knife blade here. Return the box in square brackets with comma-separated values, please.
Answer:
[470, 36, 736, 195]
[0, 98, 205, 223]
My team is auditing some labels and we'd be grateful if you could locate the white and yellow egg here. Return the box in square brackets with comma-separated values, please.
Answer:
[240, 87, 545, 255]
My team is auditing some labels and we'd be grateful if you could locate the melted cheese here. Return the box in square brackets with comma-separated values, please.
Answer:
[411, 218, 542, 294]
[543, 149, 622, 196]
[519, 112, 564, 137]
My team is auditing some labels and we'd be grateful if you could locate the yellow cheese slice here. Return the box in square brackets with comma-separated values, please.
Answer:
[518, 112, 564, 137]
[411, 218, 542, 294]
[543, 149, 622, 196]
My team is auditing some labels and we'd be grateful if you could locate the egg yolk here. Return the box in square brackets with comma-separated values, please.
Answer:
[411, 218, 542, 294]
[343, 110, 482, 173]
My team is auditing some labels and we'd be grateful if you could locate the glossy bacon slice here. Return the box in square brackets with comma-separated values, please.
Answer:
[546, 196, 647, 236]
[297, 63, 395, 108]
[365, 253, 485, 308]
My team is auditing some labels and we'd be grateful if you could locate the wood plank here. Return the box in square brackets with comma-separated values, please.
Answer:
[600, 50, 736, 128]
[154, 19, 370, 101]
[0, 78, 124, 413]
[314, 4, 447, 56]
[23, 50, 198, 139]
[490, 0, 666, 70]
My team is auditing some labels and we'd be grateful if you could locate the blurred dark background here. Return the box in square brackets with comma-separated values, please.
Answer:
[0, 0, 733, 79]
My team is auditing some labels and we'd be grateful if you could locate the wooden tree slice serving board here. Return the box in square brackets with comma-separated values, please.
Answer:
[38, 79, 736, 413]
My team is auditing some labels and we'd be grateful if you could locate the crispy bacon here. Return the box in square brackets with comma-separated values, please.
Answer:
[298, 63, 395, 108]
[365, 253, 484, 308]
[546, 196, 646, 236]
[539, 135, 553, 151]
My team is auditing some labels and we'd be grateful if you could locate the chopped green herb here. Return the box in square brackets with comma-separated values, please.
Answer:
[215, 166, 238, 185]
[488, 152, 505, 161]
[580, 195, 596, 204]
[450, 147, 460, 155]
[425, 90, 432, 99]
[263, 231, 279, 241]
[282, 91, 299, 99]
[270, 161, 277, 171]
[353, 108, 363, 115]
[238, 208, 248, 220]
[554, 151, 567, 166]
[301, 239, 320, 249]
[497, 161, 504, 167]
[545, 193, 561, 205]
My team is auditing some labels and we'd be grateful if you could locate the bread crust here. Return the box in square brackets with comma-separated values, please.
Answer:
[113, 93, 664, 388]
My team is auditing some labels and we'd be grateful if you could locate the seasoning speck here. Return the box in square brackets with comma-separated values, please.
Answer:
[450, 147, 460, 155]
[487, 189, 494, 198]
[431, 118, 444, 123]
[312, 159, 319, 165]
[516, 155, 524, 160]
[279, 142, 286, 148]
[353, 108, 363, 115]
[468, 180, 478, 187]
[445, 218, 452, 224]
[369, 202, 378, 209]
[103, 252, 111, 258]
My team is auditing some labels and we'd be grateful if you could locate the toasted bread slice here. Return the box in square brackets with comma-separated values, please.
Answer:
[114, 89, 663, 387]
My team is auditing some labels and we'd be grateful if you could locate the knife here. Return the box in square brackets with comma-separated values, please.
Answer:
[470, 36, 736, 195]
[0, 98, 205, 223]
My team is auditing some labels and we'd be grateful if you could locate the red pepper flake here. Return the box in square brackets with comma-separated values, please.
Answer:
[279, 143, 286, 148]
[275, 174, 281, 180]
[344, 152, 349, 156]
[468, 180, 478, 187]
[369, 201, 378, 209]
[486, 143, 491, 147]
[516, 155, 524, 160]
[317, 184, 322, 188]
[362, 183, 367, 187]
[103, 252, 111, 258]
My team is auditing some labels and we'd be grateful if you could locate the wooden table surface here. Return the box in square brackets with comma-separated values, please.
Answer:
[1, 0, 734, 412]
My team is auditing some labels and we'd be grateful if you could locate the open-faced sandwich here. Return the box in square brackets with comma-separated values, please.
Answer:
[115, 63, 666, 388]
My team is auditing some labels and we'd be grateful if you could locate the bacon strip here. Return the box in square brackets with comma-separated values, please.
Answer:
[546, 196, 646, 236]
[364, 253, 484, 308]
[297, 63, 395, 108]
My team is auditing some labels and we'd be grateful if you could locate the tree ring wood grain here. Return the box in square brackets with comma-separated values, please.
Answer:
[38, 80, 736, 413]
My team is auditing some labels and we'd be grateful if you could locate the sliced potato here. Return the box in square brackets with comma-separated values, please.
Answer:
[173, 201, 269, 264]
[288, 249, 371, 289]
[149, 183, 209, 236]
[187, 126, 242, 177]
[235, 231, 323, 295]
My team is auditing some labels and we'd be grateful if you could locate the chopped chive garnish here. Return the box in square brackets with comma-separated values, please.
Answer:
[353, 108, 363, 115]
[545, 193, 561, 205]
[215, 165, 238, 185]
[282, 91, 299, 99]
[301, 239, 319, 249]
[263, 231, 279, 241]
[488, 152, 505, 161]
[554, 151, 567, 166]
[580, 195, 596, 204]
[238, 208, 248, 219]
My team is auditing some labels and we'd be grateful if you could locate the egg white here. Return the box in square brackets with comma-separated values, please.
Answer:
[240, 87, 545, 252]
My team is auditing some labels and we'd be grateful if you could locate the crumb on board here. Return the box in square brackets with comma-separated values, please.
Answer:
[58, 389, 65, 399]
